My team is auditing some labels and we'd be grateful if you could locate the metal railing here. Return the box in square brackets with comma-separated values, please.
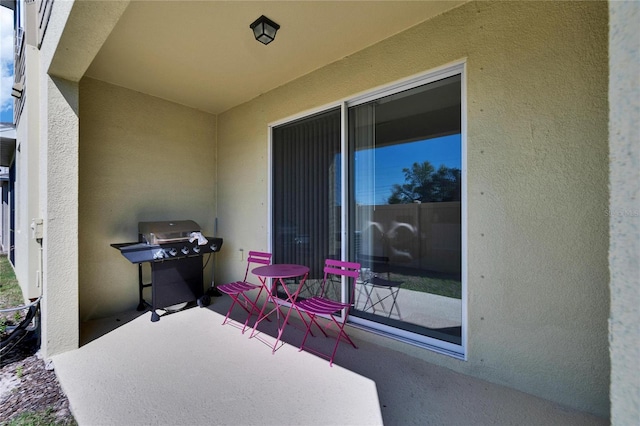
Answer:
[37, 0, 54, 48]
[13, 27, 26, 124]
[12, 0, 54, 124]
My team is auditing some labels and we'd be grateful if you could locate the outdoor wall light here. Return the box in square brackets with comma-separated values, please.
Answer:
[11, 82, 23, 99]
[250, 15, 280, 45]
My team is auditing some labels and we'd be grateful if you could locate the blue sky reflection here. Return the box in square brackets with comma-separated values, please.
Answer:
[355, 134, 461, 205]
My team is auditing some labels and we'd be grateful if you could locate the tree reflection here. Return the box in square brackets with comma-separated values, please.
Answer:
[388, 161, 461, 204]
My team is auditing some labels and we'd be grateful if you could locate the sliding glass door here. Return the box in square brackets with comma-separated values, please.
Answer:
[271, 64, 465, 355]
[348, 74, 463, 348]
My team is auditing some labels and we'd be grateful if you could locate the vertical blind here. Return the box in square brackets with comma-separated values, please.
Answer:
[272, 108, 341, 279]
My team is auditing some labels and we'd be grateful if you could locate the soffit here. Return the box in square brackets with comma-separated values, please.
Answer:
[84, 1, 466, 115]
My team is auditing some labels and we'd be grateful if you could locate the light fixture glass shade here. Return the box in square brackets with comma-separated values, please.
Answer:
[250, 15, 280, 45]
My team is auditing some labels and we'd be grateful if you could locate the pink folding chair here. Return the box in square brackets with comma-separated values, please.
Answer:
[293, 259, 361, 366]
[217, 251, 272, 333]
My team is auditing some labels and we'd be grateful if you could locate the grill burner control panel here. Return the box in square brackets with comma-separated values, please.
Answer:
[111, 238, 223, 264]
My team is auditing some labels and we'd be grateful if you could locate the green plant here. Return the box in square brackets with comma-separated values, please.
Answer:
[0, 255, 26, 333]
[1, 255, 23, 305]
[2, 408, 77, 426]
[15, 365, 24, 379]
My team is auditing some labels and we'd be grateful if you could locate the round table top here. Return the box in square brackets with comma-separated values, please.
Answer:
[252, 264, 309, 279]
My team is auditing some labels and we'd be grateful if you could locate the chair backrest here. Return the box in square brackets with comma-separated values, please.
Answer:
[320, 259, 361, 302]
[243, 251, 272, 281]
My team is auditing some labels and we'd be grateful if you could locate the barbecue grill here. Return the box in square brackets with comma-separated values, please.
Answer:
[112, 220, 223, 322]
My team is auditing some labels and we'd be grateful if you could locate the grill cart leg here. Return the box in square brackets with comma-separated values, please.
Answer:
[136, 263, 152, 311]
[137, 263, 148, 311]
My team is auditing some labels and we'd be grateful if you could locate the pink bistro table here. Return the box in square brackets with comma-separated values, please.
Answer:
[249, 264, 309, 353]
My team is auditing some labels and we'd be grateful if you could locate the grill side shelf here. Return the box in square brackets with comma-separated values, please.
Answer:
[111, 242, 163, 264]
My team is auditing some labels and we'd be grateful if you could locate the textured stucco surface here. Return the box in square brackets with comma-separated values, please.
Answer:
[48, 0, 129, 81]
[608, 1, 640, 424]
[35, 0, 80, 358]
[78, 78, 217, 320]
[217, 1, 609, 416]
[12, 45, 42, 301]
[40, 77, 80, 357]
[36, 0, 133, 358]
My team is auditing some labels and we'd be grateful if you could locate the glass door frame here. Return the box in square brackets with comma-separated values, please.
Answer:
[267, 60, 467, 359]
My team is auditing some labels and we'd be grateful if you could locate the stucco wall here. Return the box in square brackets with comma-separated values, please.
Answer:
[217, 1, 609, 416]
[36, 0, 84, 358]
[12, 45, 42, 302]
[39, 0, 131, 357]
[40, 76, 80, 357]
[78, 78, 217, 321]
[608, 1, 640, 424]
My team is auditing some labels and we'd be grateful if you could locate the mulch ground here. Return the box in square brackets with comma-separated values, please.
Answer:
[0, 332, 76, 425]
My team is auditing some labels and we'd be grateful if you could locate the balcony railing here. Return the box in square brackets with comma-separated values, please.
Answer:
[37, 0, 54, 49]
[12, 0, 54, 123]
[13, 27, 26, 124]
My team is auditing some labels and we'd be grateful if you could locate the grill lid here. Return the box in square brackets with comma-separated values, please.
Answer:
[139, 220, 202, 245]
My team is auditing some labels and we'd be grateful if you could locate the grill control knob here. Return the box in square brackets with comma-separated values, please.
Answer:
[168, 248, 178, 257]
[181, 246, 189, 255]
[193, 246, 201, 253]
[210, 244, 218, 251]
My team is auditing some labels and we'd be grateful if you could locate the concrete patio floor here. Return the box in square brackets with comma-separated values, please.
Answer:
[51, 296, 608, 425]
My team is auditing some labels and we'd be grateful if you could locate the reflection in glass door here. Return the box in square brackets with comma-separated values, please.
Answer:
[271, 66, 465, 355]
[348, 74, 463, 348]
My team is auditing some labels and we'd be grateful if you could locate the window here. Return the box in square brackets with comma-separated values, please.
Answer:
[271, 63, 465, 356]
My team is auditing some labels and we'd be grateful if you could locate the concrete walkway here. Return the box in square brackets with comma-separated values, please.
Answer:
[51, 297, 608, 425]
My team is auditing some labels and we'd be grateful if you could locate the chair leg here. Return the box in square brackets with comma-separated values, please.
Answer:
[371, 288, 386, 315]
[389, 288, 401, 319]
[327, 318, 357, 366]
[362, 281, 376, 313]
[221, 292, 269, 332]
[331, 317, 357, 349]
[298, 314, 357, 366]
[240, 288, 267, 333]
[366, 285, 402, 319]
[355, 282, 369, 311]
[298, 312, 316, 352]
[297, 310, 330, 355]
[249, 291, 279, 339]
[221, 296, 242, 326]
[305, 310, 328, 338]
[290, 305, 320, 338]
[375, 287, 401, 319]
[240, 297, 260, 333]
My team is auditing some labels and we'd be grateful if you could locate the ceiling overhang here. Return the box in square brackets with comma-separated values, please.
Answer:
[83, 1, 467, 115]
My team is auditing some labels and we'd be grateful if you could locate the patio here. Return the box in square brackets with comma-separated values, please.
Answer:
[51, 296, 607, 425]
